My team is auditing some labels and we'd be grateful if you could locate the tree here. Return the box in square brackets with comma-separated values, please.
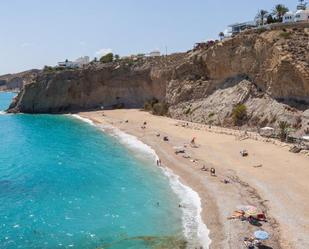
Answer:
[256, 9, 268, 26]
[114, 54, 120, 61]
[272, 4, 289, 22]
[100, 53, 114, 63]
[218, 32, 225, 41]
[266, 14, 275, 24]
[43, 65, 53, 72]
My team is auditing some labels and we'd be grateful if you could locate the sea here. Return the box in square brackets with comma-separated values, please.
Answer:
[0, 92, 210, 249]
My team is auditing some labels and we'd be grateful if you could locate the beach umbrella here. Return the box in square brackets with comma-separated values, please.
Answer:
[237, 205, 257, 212]
[254, 230, 269, 240]
[245, 208, 259, 217]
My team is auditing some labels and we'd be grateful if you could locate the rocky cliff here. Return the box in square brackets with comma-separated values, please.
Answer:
[0, 69, 40, 91]
[8, 24, 309, 134]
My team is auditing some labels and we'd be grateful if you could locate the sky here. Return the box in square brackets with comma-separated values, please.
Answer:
[0, 0, 299, 75]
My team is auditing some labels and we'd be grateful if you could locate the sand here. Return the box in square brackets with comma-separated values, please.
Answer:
[79, 109, 309, 249]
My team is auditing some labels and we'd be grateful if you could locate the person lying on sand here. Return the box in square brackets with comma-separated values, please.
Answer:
[201, 165, 209, 171]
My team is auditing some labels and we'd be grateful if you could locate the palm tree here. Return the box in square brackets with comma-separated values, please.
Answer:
[256, 9, 268, 26]
[272, 4, 289, 22]
[218, 32, 225, 41]
[297, 0, 307, 10]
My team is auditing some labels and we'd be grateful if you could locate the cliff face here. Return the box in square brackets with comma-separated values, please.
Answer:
[8, 60, 174, 113]
[0, 69, 40, 91]
[8, 24, 309, 133]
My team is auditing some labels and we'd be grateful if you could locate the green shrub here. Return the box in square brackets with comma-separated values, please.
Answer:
[43, 66, 54, 72]
[152, 102, 168, 116]
[278, 121, 290, 141]
[232, 104, 247, 125]
[280, 32, 291, 39]
[144, 98, 168, 116]
[257, 27, 267, 34]
[144, 98, 158, 111]
[184, 108, 191, 115]
[144, 102, 153, 111]
[208, 112, 215, 118]
[100, 53, 114, 63]
[191, 105, 201, 113]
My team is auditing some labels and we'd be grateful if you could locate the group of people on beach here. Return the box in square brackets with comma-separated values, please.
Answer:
[201, 165, 216, 176]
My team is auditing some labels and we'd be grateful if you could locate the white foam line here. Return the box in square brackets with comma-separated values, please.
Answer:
[70, 114, 95, 126]
[0, 111, 7, 115]
[0, 111, 14, 116]
[71, 115, 211, 248]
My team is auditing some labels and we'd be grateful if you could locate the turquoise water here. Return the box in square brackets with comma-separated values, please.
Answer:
[0, 92, 185, 249]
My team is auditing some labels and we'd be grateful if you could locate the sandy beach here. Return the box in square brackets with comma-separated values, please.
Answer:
[79, 109, 309, 249]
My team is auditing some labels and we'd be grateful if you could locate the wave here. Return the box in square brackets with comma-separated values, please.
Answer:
[0, 111, 13, 116]
[70, 114, 95, 126]
[71, 115, 211, 248]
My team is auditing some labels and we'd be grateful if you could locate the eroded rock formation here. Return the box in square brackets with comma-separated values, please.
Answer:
[8, 24, 309, 133]
[0, 69, 40, 91]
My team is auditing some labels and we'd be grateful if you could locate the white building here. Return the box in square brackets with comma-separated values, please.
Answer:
[227, 21, 257, 35]
[282, 0, 309, 23]
[58, 60, 77, 68]
[148, 50, 161, 57]
[58, 56, 90, 68]
[283, 12, 295, 23]
[294, 9, 309, 22]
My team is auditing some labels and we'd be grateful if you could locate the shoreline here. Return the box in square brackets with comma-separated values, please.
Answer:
[78, 109, 309, 249]
[72, 114, 211, 248]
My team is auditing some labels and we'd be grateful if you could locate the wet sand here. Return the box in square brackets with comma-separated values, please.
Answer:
[79, 109, 309, 249]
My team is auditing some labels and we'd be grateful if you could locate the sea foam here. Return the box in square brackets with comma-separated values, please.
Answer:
[70, 114, 95, 126]
[72, 115, 211, 248]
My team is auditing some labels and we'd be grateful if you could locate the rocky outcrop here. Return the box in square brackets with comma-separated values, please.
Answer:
[8, 61, 173, 113]
[0, 69, 40, 91]
[8, 24, 309, 133]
